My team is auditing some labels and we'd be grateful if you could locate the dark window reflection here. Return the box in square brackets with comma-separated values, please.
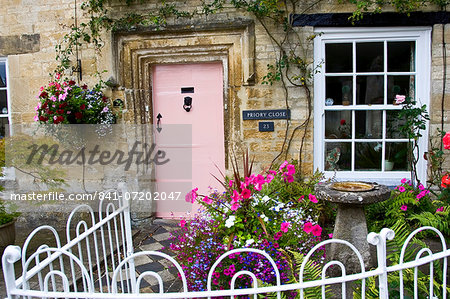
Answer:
[355, 110, 382, 139]
[0, 62, 6, 88]
[325, 76, 352, 105]
[385, 142, 409, 171]
[355, 142, 382, 171]
[356, 42, 384, 72]
[325, 142, 351, 171]
[326, 43, 352, 73]
[356, 75, 384, 105]
[387, 75, 415, 103]
[0, 91, 7, 114]
[325, 111, 352, 139]
[388, 41, 415, 72]
[386, 111, 407, 139]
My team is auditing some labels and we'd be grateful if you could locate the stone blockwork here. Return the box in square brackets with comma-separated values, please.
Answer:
[1, 0, 450, 189]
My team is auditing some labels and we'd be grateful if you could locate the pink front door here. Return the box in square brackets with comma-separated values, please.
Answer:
[152, 63, 225, 217]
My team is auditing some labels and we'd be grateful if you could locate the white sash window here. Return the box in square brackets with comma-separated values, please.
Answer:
[313, 27, 431, 185]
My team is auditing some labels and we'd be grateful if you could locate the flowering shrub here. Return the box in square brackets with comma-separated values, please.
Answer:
[35, 74, 116, 124]
[367, 176, 450, 236]
[170, 162, 327, 293]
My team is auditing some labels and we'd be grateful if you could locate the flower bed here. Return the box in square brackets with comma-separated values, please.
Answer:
[169, 162, 328, 294]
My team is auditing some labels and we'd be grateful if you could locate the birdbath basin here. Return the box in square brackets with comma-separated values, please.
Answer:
[315, 181, 391, 274]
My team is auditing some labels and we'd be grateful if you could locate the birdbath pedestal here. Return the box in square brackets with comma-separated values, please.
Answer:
[315, 182, 391, 273]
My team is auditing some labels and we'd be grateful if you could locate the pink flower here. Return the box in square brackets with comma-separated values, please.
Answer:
[280, 222, 290, 233]
[33, 115, 39, 121]
[398, 186, 406, 192]
[308, 194, 318, 203]
[436, 206, 444, 212]
[55, 73, 61, 80]
[203, 196, 212, 204]
[401, 178, 408, 184]
[286, 164, 296, 175]
[312, 225, 322, 237]
[279, 161, 288, 172]
[303, 222, 313, 233]
[266, 174, 274, 183]
[269, 170, 277, 176]
[395, 94, 406, 104]
[418, 184, 425, 191]
[185, 188, 198, 203]
[443, 131, 450, 150]
[231, 190, 241, 203]
[274, 231, 283, 240]
[241, 188, 251, 199]
[283, 174, 294, 183]
[228, 180, 234, 188]
[231, 202, 240, 211]
[298, 195, 304, 202]
[328, 233, 333, 238]
[400, 205, 408, 211]
[179, 220, 186, 227]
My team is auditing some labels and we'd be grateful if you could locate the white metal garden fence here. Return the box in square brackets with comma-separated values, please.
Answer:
[2, 183, 449, 298]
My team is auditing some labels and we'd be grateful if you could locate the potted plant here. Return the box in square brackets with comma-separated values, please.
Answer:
[0, 138, 20, 253]
[342, 85, 351, 105]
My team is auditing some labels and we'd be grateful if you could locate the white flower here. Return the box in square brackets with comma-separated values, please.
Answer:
[245, 239, 255, 246]
[225, 215, 236, 228]
[261, 214, 269, 222]
[261, 195, 271, 202]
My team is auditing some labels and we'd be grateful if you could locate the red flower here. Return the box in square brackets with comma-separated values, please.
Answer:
[241, 188, 251, 199]
[82, 84, 88, 90]
[53, 116, 64, 124]
[443, 132, 450, 150]
[39, 116, 48, 122]
[80, 104, 86, 110]
[57, 109, 64, 114]
[42, 102, 48, 109]
[340, 119, 346, 126]
[68, 80, 76, 86]
[441, 174, 450, 188]
[59, 103, 67, 108]
[75, 112, 83, 120]
[40, 91, 48, 98]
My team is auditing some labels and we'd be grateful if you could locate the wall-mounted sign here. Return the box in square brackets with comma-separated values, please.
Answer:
[243, 109, 290, 120]
[259, 122, 274, 132]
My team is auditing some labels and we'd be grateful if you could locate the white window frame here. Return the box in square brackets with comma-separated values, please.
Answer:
[0, 57, 13, 180]
[0, 57, 11, 126]
[313, 27, 431, 185]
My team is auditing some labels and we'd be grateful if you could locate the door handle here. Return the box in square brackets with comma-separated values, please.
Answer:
[183, 96, 192, 112]
[156, 113, 162, 133]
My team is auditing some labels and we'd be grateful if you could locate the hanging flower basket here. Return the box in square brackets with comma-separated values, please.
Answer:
[34, 74, 116, 125]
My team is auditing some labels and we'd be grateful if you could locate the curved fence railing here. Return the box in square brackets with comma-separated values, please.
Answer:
[2, 183, 449, 298]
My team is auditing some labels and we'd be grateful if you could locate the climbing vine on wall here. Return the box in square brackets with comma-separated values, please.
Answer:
[55, 0, 448, 176]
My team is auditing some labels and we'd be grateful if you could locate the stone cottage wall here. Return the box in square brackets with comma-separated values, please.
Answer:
[1, 0, 450, 190]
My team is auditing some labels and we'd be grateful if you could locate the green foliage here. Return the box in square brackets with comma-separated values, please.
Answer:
[346, 0, 450, 22]
[354, 221, 450, 298]
[397, 97, 430, 185]
[366, 180, 450, 236]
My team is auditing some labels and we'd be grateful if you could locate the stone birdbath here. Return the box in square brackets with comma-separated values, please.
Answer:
[315, 181, 391, 274]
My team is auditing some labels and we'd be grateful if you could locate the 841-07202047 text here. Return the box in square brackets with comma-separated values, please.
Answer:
[98, 191, 182, 201]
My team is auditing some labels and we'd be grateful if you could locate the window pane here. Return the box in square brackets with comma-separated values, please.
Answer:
[386, 110, 407, 139]
[356, 75, 384, 105]
[387, 75, 415, 103]
[0, 117, 8, 138]
[356, 42, 384, 72]
[355, 142, 382, 171]
[0, 62, 6, 88]
[388, 41, 415, 72]
[326, 43, 352, 73]
[385, 142, 408, 171]
[325, 76, 353, 105]
[325, 142, 351, 171]
[0, 90, 7, 114]
[325, 111, 352, 139]
[355, 110, 382, 139]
